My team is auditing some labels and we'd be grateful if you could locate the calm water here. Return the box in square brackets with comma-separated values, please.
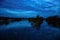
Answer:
[0, 21, 60, 40]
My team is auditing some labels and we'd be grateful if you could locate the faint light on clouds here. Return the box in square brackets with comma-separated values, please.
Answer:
[44, 0, 51, 2]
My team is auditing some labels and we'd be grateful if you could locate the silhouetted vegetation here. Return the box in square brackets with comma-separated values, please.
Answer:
[0, 15, 60, 30]
[46, 15, 60, 28]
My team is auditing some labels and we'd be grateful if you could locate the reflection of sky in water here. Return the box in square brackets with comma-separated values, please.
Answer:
[0, 20, 60, 40]
[0, 0, 60, 40]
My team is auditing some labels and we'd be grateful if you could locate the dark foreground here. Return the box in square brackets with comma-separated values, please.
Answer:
[0, 27, 60, 40]
[0, 21, 60, 40]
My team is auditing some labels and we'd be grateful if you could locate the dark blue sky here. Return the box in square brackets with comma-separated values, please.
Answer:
[0, 0, 60, 18]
